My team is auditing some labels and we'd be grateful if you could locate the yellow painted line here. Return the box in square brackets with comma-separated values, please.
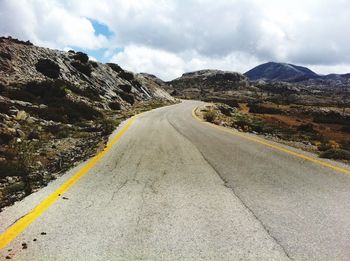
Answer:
[192, 107, 350, 175]
[0, 115, 138, 250]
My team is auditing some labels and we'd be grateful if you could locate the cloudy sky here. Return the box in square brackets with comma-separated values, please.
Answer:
[1, 0, 350, 80]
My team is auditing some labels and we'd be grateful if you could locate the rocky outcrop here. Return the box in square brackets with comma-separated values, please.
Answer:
[137, 73, 176, 101]
[168, 70, 249, 99]
[0, 36, 174, 210]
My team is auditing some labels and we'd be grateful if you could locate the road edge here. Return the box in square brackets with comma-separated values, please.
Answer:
[192, 106, 350, 176]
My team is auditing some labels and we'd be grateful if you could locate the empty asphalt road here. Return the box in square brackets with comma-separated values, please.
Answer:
[1, 100, 350, 260]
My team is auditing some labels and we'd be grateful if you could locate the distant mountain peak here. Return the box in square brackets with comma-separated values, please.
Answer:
[244, 62, 319, 82]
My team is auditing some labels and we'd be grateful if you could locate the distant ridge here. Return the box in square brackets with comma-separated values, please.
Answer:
[244, 62, 319, 82]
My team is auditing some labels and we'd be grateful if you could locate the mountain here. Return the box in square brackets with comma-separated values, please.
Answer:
[244, 62, 320, 82]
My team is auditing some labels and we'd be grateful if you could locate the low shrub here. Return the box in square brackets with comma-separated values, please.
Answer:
[216, 103, 234, 116]
[248, 103, 283, 114]
[25, 80, 67, 99]
[119, 71, 134, 81]
[297, 123, 315, 132]
[0, 51, 12, 60]
[72, 52, 89, 63]
[233, 119, 250, 130]
[119, 92, 135, 105]
[109, 101, 121, 110]
[99, 118, 121, 135]
[90, 61, 98, 68]
[131, 80, 142, 88]
[5, 181, 26, 194]
[35, 99, 102, 123]
[320, 149, 350, 160]
[203, 97, 239, 108]
[250, 121, 266, 133]
[203, 110, 217, 123]
[318, 140, 340, 151]
[0, 82, 6, 94]
[119, 84, 132, 93]
[71, 61, 92, 77]
[107, 63, 123, 73]
[0, 161, 28, 178]
[341, 126, 350, 133]
[313, 111, 350, 125]
[35, 59, 60, 79]
[340, 140, 350, 151]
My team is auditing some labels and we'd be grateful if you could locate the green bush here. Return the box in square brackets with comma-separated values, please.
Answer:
[90, 61, 98, 68]
[5, 181, 26, 194]
[320, 149, 350, 160]
[341, 126, 350, 133]
[250, 121, 266, 133]
[0, 161, 28, 178]
[203, 97, 239, 108]
[37, 100, 102, 123]
[100, 118, 121, 135]
[248, 103, 283, 114]
[73, 52, 89, 63]
[119, 71, 134, 81]
[297, 123, 315, 132]
[0, 82, 7, 94]
[340, 140, 350, 151]
[119, 84, 132, 93]
[107, 63, 123, 73]
[119, 92, 135, 105]
[313, 111, 350, 125]
[71, 61, 92, 76]
[35, 59, 60, 79]
[203, 110, 217, 123]
[109, 101, 121, 110]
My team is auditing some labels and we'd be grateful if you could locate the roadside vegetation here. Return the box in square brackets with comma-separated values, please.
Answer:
[0, 79, 173, 211]
[198, 101, 350, 163]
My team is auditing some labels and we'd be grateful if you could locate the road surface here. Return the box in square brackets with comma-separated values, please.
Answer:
[1, 100, 350, 260]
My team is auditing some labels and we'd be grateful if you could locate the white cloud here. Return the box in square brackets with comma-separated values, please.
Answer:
[110, 45, 185, 80]
[110, 45, 260, 80]
[0, 0, 108, 50]
[1, 0, 350, 79]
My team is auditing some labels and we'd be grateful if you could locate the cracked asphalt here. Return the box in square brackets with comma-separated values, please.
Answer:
[1, 100, 350, 260]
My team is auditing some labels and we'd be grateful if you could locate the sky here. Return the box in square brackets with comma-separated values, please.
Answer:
[1, 0, 350, 80]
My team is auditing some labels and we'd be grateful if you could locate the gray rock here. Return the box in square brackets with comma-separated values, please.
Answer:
[16, 129, 25, 138]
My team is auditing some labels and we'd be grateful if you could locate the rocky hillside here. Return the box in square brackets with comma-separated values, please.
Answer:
[0, 36, 174, 210]
[244, 62, 319, 82]
[168, 70, 249, 100]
